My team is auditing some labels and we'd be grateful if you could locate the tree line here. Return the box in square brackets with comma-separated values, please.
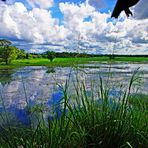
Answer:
[1, 39, 148, 65]
[0, 39, 94, 64]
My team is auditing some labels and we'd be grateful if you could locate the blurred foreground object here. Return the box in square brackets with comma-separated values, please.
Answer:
[111, 0, 140, 18]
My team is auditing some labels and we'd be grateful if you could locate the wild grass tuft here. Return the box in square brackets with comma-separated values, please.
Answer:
[0, 69, 147, 148]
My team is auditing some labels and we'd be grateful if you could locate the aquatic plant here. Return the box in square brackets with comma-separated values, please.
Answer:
[0, 68, 147, 148]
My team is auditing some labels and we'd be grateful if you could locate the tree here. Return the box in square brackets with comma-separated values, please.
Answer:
[46, 51, 56, 62]
[0, 39, 11, 46]
[17, 49, 27, 59]
[0, 39, 19, 64]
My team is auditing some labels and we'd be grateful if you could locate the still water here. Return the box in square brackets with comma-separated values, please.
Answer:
[0, 62, 148, 125]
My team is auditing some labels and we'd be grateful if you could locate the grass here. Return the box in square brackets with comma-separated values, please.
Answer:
[0, 68, 147, 147]
[115, 57, 148, 62]
[0, 56, 148, 69]
[129, 94, 148, 109]
[0, 57, 108, 69]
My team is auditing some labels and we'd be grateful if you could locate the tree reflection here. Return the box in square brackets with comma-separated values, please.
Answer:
[46, 67, 55, 74]
[0, 68, 16, 85]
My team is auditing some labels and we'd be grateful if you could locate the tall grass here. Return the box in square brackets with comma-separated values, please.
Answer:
[0, 69, 147, 148]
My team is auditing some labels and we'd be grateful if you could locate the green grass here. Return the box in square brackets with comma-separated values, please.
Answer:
[0, 57, 108, 69]
[129, 94, 148, 109]
[0, 56, 148, 69]
[115, 57, 148, 62]
[0, 69, 147, 147]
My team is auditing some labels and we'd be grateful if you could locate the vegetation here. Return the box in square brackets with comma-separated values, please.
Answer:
[0, 69, 147, 147]
[0, 39, 148, 66]
[17, 49, 27, 59]
[0, 39, 29, 65]
[0, 39, 11, 64]
[0, 46, 19, 64]
[0, 57, 107, 69]
[129, 94, 148, 108]
[46, 51, 56, 62]
[1, 56, 148, 70]
[0, 68, 15, 84]
[0, 39, 12, 46]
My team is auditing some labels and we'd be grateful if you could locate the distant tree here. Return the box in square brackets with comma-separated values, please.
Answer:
[46, 51, 56, 62]
[25, 53, 29, 59]
[17, 49, 27, 59]
[0, 39, 19, 64]
[109, 54, 115, 60]
[25, 53, 34, 59]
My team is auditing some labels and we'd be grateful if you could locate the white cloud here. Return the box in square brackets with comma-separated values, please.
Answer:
[0, 0, 147, 55]
[59, 2, 96, 37]
[26, 0, 54, 9]
[0, 2, 62, 43]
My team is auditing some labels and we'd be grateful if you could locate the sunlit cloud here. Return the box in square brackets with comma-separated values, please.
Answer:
[0, 0, 147, 54]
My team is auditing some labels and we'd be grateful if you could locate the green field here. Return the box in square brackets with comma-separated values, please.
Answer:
[0, 56, 148, 69]
[0, 57, 106, 68]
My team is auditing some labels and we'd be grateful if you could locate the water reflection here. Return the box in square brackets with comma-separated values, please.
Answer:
[46, 67, 55, 74]
[47, 89, 64, 121]
[0, 68, 16, 85]
[0, 63, 148, 126]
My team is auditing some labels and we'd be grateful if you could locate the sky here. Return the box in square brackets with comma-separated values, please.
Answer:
[0, 0, 148, 54]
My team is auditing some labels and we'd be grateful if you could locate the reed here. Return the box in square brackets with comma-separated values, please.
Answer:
[0, 69, 147, 148]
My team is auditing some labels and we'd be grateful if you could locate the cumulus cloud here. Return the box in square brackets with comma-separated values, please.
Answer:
[0, 0, 54, 8]
[59, 2, 96, 36]
[0, 2, 66, 44]
[0, 0, 148, 54]
[59, 2, 148, 53]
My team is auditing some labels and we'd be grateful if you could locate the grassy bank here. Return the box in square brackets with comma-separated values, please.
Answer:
[0, 56, 148, 69]
[115, 57, 148, 62]
[0, 69, 147, 148]
[0, 57, 108, 69]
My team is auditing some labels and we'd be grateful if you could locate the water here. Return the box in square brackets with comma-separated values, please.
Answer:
[0, 62, 148, 126]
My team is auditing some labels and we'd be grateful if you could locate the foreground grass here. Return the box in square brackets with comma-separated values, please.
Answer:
[0, 69, 147, 148]
[129, 94, 148, 109]
[0, 56, 148, 69]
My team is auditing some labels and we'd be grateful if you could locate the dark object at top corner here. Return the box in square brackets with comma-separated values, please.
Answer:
[111, 0, 140, 18]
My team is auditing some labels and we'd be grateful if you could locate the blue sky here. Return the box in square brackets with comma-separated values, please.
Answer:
[15, 0, 116, 23]
[0, 0, 148, 54]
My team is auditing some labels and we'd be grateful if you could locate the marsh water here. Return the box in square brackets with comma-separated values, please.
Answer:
[0, 62, 148, 125]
